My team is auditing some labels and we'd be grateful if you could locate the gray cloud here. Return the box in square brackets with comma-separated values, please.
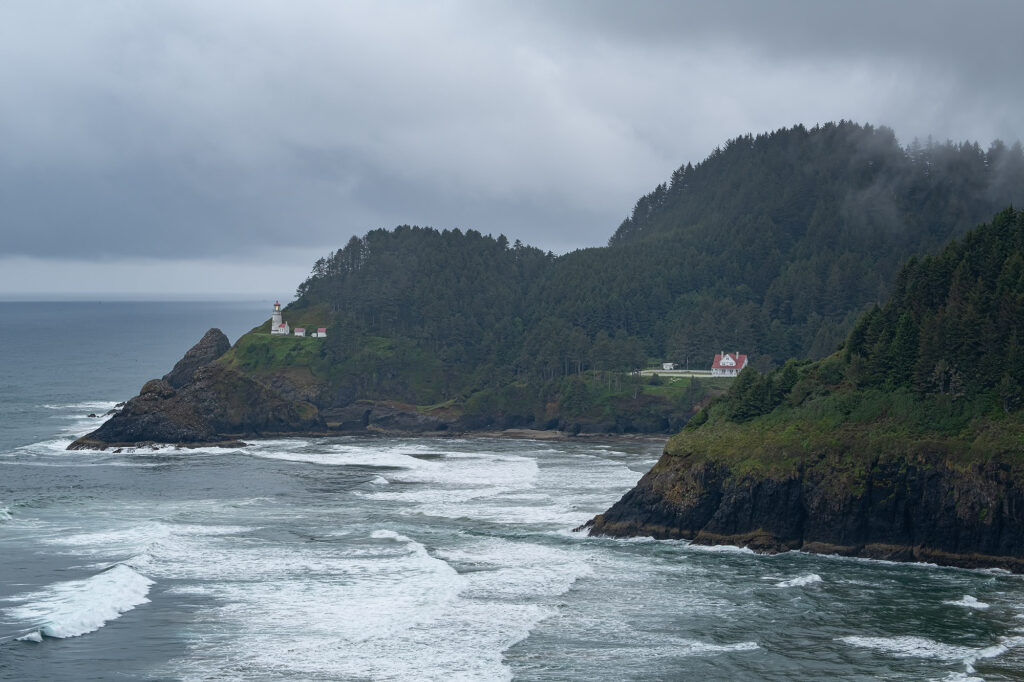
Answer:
[1, 0, 1022, 287]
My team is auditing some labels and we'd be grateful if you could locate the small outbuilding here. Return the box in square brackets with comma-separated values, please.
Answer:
[312, 327, 327, 338]
[662, 362, 676, 371]
[294, 328, 306, 337]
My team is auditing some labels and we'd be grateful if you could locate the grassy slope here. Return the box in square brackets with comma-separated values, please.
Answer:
[663, 368, 1024, 482]
[216, 316, 735, 431]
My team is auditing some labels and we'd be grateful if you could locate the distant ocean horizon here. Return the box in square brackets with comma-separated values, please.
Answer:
[0, 293, 285, 303]
[4, 301, 1024, 680]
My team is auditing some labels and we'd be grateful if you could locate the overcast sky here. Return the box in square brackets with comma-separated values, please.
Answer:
[2, 0, 1022, 299]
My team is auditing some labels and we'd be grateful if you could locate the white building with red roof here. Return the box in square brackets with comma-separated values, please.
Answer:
[270, 300, 290, 336]
[293, 327, 306, 337]
[711, 351, 748, 377]
[312, 327, 327, 338]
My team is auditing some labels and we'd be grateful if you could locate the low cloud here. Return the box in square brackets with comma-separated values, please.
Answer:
[1, 1, 1021, 294]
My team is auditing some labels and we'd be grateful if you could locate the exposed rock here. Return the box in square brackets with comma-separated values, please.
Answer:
[162, 328, 231, 389]
[586, 445, 1024, 573]
[365, 405, 449, 433]
[320, 402, 451, 433]
[69, 366, 324, 449]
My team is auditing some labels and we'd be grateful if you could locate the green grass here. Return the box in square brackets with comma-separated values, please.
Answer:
[220, 331, 329, 377]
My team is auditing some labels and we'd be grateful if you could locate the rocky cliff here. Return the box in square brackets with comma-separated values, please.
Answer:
[67, 328, 469, 449]
[68, 329, 325, 449]
[586, 423, 1024, 572]
[587, 210, 1024, 571]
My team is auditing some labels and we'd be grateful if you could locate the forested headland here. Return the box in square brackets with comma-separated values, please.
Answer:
[71, 121, 1024, 446]
[586, 208, 1024, 571]
[273, 121, 1024, 430]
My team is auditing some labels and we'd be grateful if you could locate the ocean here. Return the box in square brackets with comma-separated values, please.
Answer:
[3, 302, 1024, 681]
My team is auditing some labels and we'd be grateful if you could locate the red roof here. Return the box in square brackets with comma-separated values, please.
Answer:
[712, 352, 748, 371]
[278, 323, 286, 328]
[317, 328, 326, 332]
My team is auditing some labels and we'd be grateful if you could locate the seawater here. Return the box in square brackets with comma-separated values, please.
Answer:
[3, 303, 1024, 680]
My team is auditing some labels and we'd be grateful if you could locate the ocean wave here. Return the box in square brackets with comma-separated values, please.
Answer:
[683, 541, 757, 555]
[776, 573, 822, 588]
[0, 506, 11, 522]
[674, 638, 759, 655]
[7, 564, 153, 641]
[160, 527, 591, 680]
[944, 595, 990, 609]
[839, 634, 1024, 674]
[39, 401, 120, 411]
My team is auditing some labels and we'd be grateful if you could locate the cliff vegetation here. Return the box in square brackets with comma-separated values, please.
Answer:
[588, 209, 1024, 571]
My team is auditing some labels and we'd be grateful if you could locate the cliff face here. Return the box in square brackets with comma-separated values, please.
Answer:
[68, 327, 469, 449]
[69, 364, 324, 449]
[68, 329, 324, 449]
[587, 436, 1024, 572]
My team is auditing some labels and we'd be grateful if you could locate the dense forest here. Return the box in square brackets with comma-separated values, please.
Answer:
[587, 209, 1024, 570]
[705, 208, 1024, 432]
[271, 122, 1023, 429]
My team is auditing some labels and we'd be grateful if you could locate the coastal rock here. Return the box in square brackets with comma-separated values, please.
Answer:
[586, 443, 1024, 573]
[320, 403, 452, 433]
[365, 405, 449, 433]
[70, 378, 218, 448]
[162, 328, 231, 389]
[69, 364, 324, 450]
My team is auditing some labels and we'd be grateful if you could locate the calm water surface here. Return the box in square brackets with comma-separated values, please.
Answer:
[2, 302, 1024, 681]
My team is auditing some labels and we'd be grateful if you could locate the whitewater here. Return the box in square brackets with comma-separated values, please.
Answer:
[4, 302, 1024, 680]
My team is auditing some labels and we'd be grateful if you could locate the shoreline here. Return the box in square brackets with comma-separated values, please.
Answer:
[68, 427, 670, 451]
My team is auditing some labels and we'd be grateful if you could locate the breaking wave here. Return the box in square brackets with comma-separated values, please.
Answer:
[776, 573, 822, 588]
[7, 564, 153, 641]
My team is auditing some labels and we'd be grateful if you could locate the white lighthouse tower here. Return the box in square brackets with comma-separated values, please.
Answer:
[270, 300, 290, 335]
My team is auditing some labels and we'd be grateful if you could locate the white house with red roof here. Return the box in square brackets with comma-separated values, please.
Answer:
[312, 327, 327, 338]
[270, 300, 290, 336]
[711, 351, 748, 377]
[293, 327, 306, 337]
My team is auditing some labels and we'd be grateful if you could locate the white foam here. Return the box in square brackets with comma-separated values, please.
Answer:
[840, 635, 977, 661]
[776, 573, 822, 588]
[435, 536, 595, 601]
[359, 446, 647, 529]
[944, 595, 990, 609]
[683, 541, 757, 555]
[673, 638, 759, 655]
[147, 523, 600, 681]
[7, 564, 153, 640]
[369, 475, 390, 485]
[0, 506, 12, 522]
[839, 635, 1024, 673]
[247, 441, 442, 471]
[40, 401, 120, 411]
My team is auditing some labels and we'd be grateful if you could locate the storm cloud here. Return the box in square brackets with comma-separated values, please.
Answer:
[1, 1, 1022, 296]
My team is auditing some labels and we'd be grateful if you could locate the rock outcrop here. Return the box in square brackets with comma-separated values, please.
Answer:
[68, 330, 324, 449]
[586, 441, 1024, 573]
[162, 328, 231, 388]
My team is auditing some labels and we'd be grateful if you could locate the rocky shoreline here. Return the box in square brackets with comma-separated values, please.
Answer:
[584, 439, 1024, 573]
[67, 329, 671, 450]
[69, 427, 665, 451]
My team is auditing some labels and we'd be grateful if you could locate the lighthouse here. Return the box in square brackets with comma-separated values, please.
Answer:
[270, 300, 290, 335]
